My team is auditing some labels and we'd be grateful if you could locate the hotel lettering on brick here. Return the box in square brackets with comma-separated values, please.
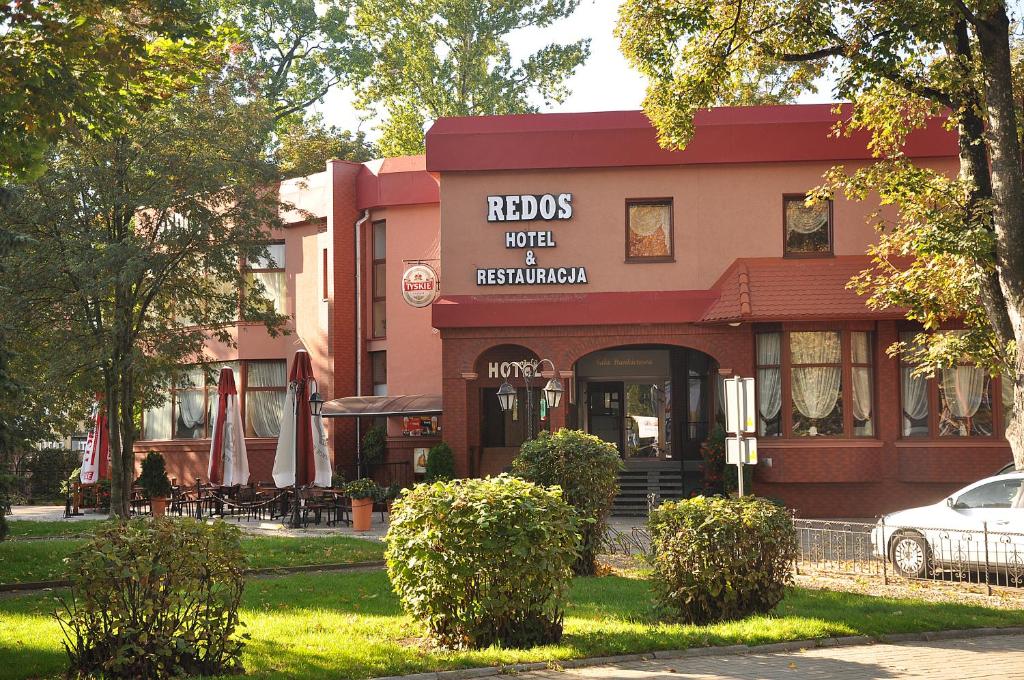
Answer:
[134, 105, 1013, 518]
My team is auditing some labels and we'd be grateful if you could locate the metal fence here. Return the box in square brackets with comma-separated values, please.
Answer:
[604, 518, 1024, 594]
[794, 518, 1024, 593]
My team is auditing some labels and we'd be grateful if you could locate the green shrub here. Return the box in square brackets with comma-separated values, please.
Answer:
[385, 476, 580, 649]
[346, 477, 381, 500]
[137, 451, 171, 499]
[424, 441, 455, 481]
[648, 496, 797, 624]
[362, 425, 387, 465]
[0, 512, 7, 542]
[511, 428, 622, 575]
[57, 518, 247, 678]
[25, 448, 79, 500]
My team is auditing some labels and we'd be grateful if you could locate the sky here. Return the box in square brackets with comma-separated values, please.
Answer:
[316, 0, 837, 139]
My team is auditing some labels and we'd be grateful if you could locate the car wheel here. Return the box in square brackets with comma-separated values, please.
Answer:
[891, 532, 930, 579]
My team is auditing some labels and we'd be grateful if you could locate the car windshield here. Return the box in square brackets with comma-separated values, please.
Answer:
[955, 478, 1024, 509]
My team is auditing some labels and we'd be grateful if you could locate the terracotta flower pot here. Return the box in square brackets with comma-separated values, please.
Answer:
[351, 497, 374, 531]
[151, 497, 168, 518]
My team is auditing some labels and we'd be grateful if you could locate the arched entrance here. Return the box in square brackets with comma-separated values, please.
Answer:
[574, 345, 721, 500]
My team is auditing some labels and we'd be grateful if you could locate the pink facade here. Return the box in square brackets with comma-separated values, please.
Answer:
[137, 104, 1011, 518]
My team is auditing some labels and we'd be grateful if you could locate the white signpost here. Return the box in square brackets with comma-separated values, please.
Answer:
[723, 376, 757, 496]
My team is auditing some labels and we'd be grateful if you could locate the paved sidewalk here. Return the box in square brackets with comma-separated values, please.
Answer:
[521, 634, 1024, 680]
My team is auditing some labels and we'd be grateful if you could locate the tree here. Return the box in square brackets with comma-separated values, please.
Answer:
[0, 61, 288, 518]
[349, 0, 592, 156]
[0, 0, 210, 182]
[617, 1, 1024, 470]
[275, 114, 377, 178]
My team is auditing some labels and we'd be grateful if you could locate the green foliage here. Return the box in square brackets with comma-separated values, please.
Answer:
[0, 512, 7, 542]
[345, 477, 381, 500]
[385, 475, 580, 649]
[700, 424, 726, 484]
[0, 0, 213, 182]
[512, 429, 622, 576]
[648, 496, 797, 624]
[137, 452, 172, 499]
[56, 518, 247, 678]
[275, 115, 378, 178]
[349, 0, 591, 155]
[24, 449, 79, 500]
[424, 441, 455, 482]
[361, 424, 387, 466]
[330, 470, 347, 489]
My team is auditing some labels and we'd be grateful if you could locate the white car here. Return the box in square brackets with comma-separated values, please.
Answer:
[871, 472, 1024, 579]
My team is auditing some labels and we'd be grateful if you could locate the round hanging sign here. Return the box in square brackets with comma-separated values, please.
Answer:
[401, 263, 439, 308]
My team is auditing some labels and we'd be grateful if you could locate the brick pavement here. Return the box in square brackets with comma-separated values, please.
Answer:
[520, 634, 1024, 680]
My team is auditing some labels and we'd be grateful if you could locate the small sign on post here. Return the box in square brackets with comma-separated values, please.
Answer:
[723, 376, 757, 496]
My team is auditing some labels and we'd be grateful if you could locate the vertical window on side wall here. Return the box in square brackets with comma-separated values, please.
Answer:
[851, 332, 874, 436]
[245, 359, 287, 437]
[625, 199, 674, 261]
[899, 332, 930, 437]
[755, 332, 782, 436]
[371, 221, 386, 337]
[790, 331, 844, 436]
[371, 351, 387, 396]
[322, 247, 329, 300]
[784, 195, 832, 256]
[245, 242, 286, 315]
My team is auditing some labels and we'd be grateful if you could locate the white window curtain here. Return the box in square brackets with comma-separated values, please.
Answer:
[1003, 374, 1015, 432]
[176, 367, 205, 433]
[851, 332, 873, 435]
[756, 333, 782, 435]
[250, 271, 286, 314]
[790, 331, 842, 420]
[941, 366, 986, 418]
[247, 361, 287, 437]
[143, 397, 172, 441]
[901, 367, 929, 436]
[785, 200, 828, 237]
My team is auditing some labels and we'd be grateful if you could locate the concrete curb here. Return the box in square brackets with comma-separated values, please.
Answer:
[368, 627, 1024, 680]
[0, 560, 386, 593]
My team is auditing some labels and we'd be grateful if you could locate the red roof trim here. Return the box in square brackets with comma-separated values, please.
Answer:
[425, 105, 957, 173]
[431, 291, 721, 329]
[356, 156, 438, 209]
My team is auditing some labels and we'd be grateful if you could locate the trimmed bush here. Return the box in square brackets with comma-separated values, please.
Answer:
[424, 441, 455, 481]
[25, 448, 79, 500]
[511, 428, 622, 575]
[648, 496, 798, 624]
[0, 512, 7, 542]
[385, 475, 580, 649]
[57, 518, 247, 678]
[137, 451, 171, 499]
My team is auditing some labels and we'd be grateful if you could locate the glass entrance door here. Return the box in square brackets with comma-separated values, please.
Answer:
[587, 382, 623, 454]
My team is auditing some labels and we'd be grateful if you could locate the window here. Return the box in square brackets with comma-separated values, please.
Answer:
[900, 331, 999, 438]
[371, 221, 386, 337]
[784, 195, 832, 256]
[371, 351, 387, 396]
[790, 331, 843, 436]
[141, 359, 285, 441]
[245, 242, 286, 315]
[244, 360, 287, 437]
[626, 199, 673, 261]
[755, 328, 875, 438]
[322, 247, 329, 300]
[954, 479, 1024, 509]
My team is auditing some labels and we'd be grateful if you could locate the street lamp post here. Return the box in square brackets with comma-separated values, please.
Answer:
[289, 380, 324, 529]
[496, 358, 563, 440]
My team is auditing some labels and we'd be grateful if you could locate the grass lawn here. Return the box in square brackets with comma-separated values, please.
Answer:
[0, 532, 384, 584]
[1, 570, 1022, 680]
[4, 520, 111, 539]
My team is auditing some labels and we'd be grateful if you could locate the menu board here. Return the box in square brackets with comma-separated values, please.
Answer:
[402, 416, 439, 437]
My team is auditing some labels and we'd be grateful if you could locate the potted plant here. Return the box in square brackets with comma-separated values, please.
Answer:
[138, 451, 173, 517]
[381, 483, 402, 514]
[346, 478, 380, 531]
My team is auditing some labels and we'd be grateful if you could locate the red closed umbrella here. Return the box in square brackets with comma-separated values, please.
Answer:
[208, 367, 249, 486]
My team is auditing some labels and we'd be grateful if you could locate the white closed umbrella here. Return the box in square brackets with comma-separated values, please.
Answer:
[272, 349, 331, 488]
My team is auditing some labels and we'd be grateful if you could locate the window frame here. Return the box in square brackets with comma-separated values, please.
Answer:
[754, 324, 877, 439]
[140, 359, 287, 441]
[243, 240, 286, 318]
[782, 193, 834, 258]
[371, 220, 386, 338]
[898, 330, 1003, 440]
[625, 198, 675, 263]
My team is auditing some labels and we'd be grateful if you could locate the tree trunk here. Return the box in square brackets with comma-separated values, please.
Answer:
[976, 10, 1024, 470]
[105, 374, 130, 519]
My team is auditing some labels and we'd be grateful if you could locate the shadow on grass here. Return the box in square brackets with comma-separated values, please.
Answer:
[2, 570, 1024, 680]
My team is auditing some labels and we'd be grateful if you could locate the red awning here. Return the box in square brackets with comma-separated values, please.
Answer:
[322, 394, 442, 417]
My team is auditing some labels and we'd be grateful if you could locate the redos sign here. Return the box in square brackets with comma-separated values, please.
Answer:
[477, 193, 588, 286]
